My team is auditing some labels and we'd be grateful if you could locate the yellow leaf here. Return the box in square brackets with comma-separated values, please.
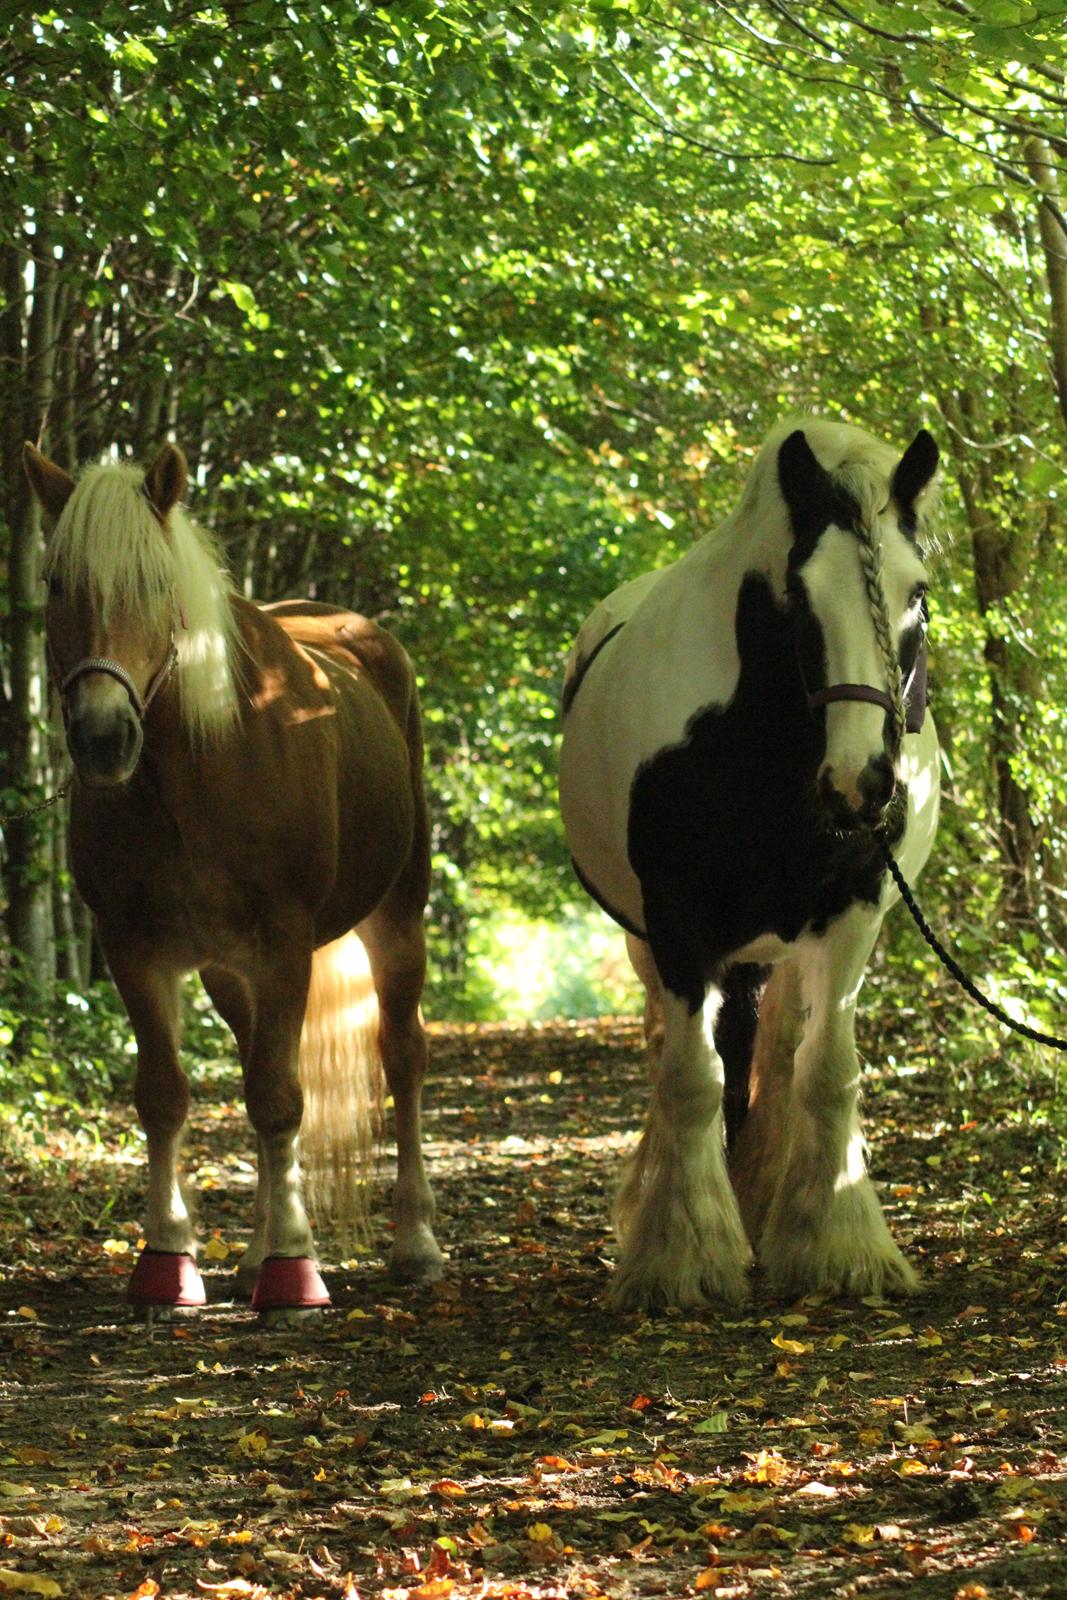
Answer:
[771, 1334, 812, 1355]
[202, 1237, 230, 1262]
[898, 1458, 928, 1476]
[231, 1430, 269, 1458]
[694, 1569, 719, 1590]
[842, 1523, 876, 1546]
[526, 1523, 556, 1543]
[15, 1308, 37, 1322]
[748, 1449, 789, 1485]
[0, 1574, 62, 1598]
[721, 1490, 771, 1512]
[895, 1423, 938, 1445]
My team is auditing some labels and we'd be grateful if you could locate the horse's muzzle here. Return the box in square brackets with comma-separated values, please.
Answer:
[67, 705, 143, 786]
[819, 754, 896, 831]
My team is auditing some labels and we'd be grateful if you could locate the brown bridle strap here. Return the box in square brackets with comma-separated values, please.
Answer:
[805, 682, 896, 716]
[801, 644, 927, 736]
[57, 641, 178, 723]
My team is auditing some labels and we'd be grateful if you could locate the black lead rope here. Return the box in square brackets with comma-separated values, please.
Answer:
[879, 839, 1067, 1054]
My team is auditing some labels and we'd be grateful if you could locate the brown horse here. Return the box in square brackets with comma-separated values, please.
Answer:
[24, 441, 443, 1318]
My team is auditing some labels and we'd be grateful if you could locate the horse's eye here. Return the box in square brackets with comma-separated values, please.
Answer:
[909, 583, 928, 610]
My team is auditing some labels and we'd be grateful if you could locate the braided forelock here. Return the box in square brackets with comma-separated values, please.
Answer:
[855, 521, 905, 737]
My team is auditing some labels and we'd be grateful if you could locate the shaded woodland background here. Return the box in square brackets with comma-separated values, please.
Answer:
[3, 1, 1067, 1070]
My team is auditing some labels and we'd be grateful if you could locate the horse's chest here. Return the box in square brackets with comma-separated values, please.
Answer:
[72, 821, 259, 963]
[628, 716, 892, 957]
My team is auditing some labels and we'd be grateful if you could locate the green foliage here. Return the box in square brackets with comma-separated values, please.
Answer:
[428, 906, 641, 1022]
[3, 0, 1067, 1065]
[0, 986, 134, 1134]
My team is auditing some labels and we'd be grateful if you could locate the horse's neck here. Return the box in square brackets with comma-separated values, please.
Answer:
[639, 518, 787, 632]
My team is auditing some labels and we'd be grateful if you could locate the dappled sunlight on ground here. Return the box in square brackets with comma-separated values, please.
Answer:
[0, 1016, 1064, 1598]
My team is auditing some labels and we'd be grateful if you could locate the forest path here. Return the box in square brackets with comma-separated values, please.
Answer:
[0, 1015, 1063, 1600]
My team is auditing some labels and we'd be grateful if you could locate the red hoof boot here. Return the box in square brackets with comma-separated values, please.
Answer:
[251, 1256, 330, 1312]
[127, 1248, 206, 1308]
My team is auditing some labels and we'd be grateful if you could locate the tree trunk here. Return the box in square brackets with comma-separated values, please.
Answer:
[1025, 136, 1067, 434]
[3, 216, 60, 991]
[928, 339, 1039, 920]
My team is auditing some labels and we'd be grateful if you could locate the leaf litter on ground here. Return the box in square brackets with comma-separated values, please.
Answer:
[0, 1015, 1063, 1597]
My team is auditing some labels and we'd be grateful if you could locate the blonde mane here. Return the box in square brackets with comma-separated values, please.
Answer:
[46, 463, 241, 741]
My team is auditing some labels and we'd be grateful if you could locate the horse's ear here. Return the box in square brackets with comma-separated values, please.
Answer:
[143, 443, 188, 519]
[892, 429, 939, 520]
[23, 442, 75, 521]
[778, 429, 836, 555]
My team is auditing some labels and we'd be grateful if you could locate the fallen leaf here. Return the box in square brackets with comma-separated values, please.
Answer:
[0, 1575, 62, 1598]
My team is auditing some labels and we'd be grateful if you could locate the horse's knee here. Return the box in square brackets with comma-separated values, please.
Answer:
[134, 1061, 190, 1136]
[246, 1078, 304, 1142]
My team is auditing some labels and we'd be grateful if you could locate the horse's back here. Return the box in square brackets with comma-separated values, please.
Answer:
[214, 598, 428, 940]
[262, 600, 417, 731]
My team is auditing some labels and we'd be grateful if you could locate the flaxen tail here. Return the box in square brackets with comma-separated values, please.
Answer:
[298, 930, 383, 1249]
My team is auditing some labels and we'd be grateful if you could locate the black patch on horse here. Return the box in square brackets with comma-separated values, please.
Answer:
[627, 572, 905, 1013]
[716, 962, 769, 1150]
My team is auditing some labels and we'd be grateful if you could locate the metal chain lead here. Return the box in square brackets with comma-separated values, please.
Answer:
[3, 781, 72, 824]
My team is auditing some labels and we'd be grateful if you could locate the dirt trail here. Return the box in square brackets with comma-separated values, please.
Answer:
[0, 1017, 1063, 1599]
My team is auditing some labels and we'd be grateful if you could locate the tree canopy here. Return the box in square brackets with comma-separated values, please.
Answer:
[3, 0, 1067, 1021]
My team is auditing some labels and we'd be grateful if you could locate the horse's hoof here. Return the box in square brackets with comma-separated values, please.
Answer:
[127, 1248, 206, 1309]
[389, 1224, 445, 1285]
[251, 1255, 331, 1314]
[258, 1304, 327, 1329]
[388, 1251, 445, 1286]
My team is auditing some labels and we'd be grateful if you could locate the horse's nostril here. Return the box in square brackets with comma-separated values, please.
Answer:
[68, 712, 140, 780]
[859, 754, 896, 813]
[819, 761, 895, 829]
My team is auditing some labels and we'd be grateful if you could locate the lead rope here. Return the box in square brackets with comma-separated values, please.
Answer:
[879, 840, 1067, 1053]
[861, 530, 1067, 1052]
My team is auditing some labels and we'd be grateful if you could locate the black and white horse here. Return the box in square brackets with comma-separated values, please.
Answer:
[559, 418, 940, 1308]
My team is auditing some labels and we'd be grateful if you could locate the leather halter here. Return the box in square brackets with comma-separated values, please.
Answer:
[53, 640, 178, 724]
[799, 636, 927, 736]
